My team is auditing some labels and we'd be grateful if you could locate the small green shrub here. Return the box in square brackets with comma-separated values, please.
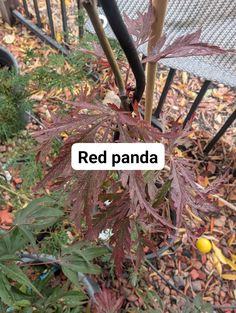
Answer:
[0, 69, 31, 142]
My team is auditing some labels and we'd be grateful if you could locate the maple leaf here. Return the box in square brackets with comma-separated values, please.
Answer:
[69, 170, 109, 230]
[92, 192, 131, 275]
[33, 100, 179, 275]
[170, 157, 223, 227]
[144, 30, 235, 63]
[123, 0, 153, 48]
[122, 171, 173, 228]
[79, 42, 106, 59]
[94, 287, 124, 313]
[110, 217, 131, 276]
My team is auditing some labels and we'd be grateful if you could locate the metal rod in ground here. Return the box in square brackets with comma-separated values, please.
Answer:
[33, 0, 42, 27]
[204, 108, 236, 154]
[22, 0, 30, 17]
[12, 10, 69, 56]
[45, 0, 55, 39]
[76, 0, 84, 38]
[60, 0, 68, 43]
[139, 108, 162, 131]
[183, 80, 211, 128]
[154, 68, 176, 118]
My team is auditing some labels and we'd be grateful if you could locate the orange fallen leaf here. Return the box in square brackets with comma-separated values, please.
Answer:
[0, 209, 13, 225]
[13, 177, 23, 185]
[197, 176, 209, 188]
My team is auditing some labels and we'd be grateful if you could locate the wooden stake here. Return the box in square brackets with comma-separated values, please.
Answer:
[145, 0, 168, 122]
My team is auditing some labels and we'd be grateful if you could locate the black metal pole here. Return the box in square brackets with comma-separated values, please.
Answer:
[22, 0, 30, 18]
[204, 108, 236, 154]
[154, 68, 176, 118]
[12, 10, 69, 56]
[33, 0, 42, 27]
[60, 0, 68, 43]
[45, 0, 55, 39]
[77, 0, 84, 38]
[183, 80, 211, 128]
[99, 0, 145, 104]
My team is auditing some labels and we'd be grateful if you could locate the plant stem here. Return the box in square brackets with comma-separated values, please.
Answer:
[83, 2, 128, 111]
[145, 0, 168, 122]
[0, 183, 30, 201]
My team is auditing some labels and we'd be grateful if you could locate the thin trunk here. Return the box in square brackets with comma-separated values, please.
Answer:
[145, 0, 168, 122]
[83, 2, 128, 111]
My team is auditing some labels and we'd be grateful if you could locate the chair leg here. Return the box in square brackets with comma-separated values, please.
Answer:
[183, 80, 211, 128]
[154, 68, 176, 118]
[204, 108, 236, 154]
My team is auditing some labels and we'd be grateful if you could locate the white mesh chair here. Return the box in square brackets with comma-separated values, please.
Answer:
[86, 0, 236, 153]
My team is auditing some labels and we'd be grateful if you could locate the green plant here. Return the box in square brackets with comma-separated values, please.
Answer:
[0, 69, 31, 142]
[0, 196, 107, 312]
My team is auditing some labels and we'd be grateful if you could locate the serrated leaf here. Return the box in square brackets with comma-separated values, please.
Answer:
[61, 291, 87, 307]
[95, 288, 124, 313]
[0, 255, 19, 262]
[0, 228, 28, 255]
[170, 157, 219, 227]
[123, 1, 153, 48]
[145, 29, 234, 63]
[152, 180, 172, 208]
[0, 264, 42, 297]
[61, 254, 101, 275]
[14, 197, 63, 231]
[63, 245, 107, 261]
[0, 272, 14, 306]
[17, 226, 36, 248]
[61, 267, 81, 287]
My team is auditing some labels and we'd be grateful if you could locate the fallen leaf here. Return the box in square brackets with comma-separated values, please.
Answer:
[190, 269, 199, 280]
[221, 273, 236, 280]
[214, 215, 226, 228]
[228, 233, 235, 246]
[212, 242, 227, 264]
[230, 254, 236, 262]
[55, 32, 63, 43]
[13, 177, 23, 185]
[197, 176, 209, 188]
[3, 33, 15, 44]
[211, 253, 222, 276]
[224, 258, 236, 271]
[0, 209, 13, 225]
[207, 162, 216, 174]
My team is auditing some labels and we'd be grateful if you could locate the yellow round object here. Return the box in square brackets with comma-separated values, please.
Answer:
[196, 237, 212, 253]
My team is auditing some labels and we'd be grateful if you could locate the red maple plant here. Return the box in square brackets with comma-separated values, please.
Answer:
[33, 3, 229, 276]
